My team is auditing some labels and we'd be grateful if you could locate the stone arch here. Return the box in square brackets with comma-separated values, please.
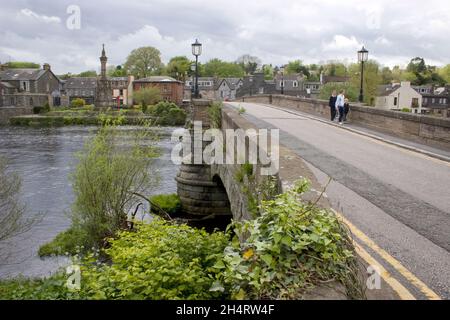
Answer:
[176, 163, 232, 230]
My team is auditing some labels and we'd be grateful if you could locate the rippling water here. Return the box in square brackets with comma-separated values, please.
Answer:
[0, 126, 180, 279]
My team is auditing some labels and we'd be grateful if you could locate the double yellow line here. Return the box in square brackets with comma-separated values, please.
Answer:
[334, 211, 441, 300]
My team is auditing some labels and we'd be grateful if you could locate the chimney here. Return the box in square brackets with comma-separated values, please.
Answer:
[400, 81, 411, 87]
[43, 63, 51, 71]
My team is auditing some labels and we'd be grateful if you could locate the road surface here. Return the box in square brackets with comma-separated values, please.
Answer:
[227, 101, 450, 300]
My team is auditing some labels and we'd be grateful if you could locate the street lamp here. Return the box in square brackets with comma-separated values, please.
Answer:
[280, 66, 285, 95]
[191, 39, 202, 99]
[190, 64, 196, 97]
[358, 46, 369, 103]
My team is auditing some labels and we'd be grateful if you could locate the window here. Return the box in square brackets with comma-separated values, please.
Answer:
[293, 81, 298, 88]
[259, 87, 264, 94]
[280, 81, 285, 87]
[412, 98, 419, 108]
[394, 97, 398, 106]
[119, 89, 124, 96]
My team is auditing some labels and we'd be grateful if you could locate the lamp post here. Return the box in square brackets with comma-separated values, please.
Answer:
[191, 39, 202, 99]
[280, 66, 285, 95]
[358, 46, 369, 103]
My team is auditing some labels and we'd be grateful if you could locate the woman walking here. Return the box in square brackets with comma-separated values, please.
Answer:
[335, 90, 346, 125]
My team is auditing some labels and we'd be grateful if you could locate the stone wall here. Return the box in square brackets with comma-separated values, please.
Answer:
[0, 106, 33, 125]
[240, 94, 450, 150]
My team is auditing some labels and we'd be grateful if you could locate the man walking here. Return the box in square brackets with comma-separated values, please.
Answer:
[329, 90, 337, 121]
[335, 90, 345, 125]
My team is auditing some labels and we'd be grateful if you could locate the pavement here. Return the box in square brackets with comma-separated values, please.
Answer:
[226, 101, 450, 300]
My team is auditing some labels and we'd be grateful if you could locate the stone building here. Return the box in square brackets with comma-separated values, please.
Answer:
[236, 73, 276, 97]
[133, 76, 184, 105]
[64, 77, 97, 105]
[421, 86, 450, 117]
[110, 76, 134, 106]
[0, 63, 61, 108]
[375, 82, 423, 113]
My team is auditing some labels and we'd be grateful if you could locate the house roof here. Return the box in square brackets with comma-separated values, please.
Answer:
[0, 81, 16, 89]
[64, 77, 97, 89]
[377, 84, 400, 96]
[322, 75, 350, 84]
[0, 68, 47, 81]
[134, 76, 181, 83]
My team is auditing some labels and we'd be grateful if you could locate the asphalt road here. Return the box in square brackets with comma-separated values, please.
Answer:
[227, 101, 450, 300]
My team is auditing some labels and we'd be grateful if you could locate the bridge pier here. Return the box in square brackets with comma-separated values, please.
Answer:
[176, 99, 232, 229]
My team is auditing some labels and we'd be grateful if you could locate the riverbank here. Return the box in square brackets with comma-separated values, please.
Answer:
[0, 125, 180, 279]
[7, 101, 187, 127]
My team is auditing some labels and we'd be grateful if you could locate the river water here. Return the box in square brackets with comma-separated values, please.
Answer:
[0, 126, 179, 279]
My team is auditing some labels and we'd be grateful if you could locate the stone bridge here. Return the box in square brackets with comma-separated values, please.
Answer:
[175, 99, 324, 227]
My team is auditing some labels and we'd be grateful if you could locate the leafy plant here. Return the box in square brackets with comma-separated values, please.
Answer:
[207, 102, 222, 128]
[71, 98, 86, 108]
[214, 179, 365, 300]
[68, 124, 160, 250]
[150, 194, 182, 216]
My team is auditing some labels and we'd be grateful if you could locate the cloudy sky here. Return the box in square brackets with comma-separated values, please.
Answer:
[0, 0, 449, 74]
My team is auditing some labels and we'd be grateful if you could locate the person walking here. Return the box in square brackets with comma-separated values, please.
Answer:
[335, 90, 346, 125]
[329, 90, 338, 121]
[343, 98, 350, 122]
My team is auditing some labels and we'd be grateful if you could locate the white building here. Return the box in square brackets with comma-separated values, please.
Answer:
[375, 82, 423, 114]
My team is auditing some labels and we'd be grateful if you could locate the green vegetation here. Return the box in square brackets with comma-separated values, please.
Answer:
[150, 194, 182, 216]
[217, 179, 365, 300]
[1, 219, 230, 300]
[237, 106, 246, 115]
[133, 87, 162, 110]
[70, 98, 86, 108]
[147, 101, 187, 126]
[319, 83, 359, 102]
[207, 101, 222, 128]
[1, 179, 363, 300]
[38, 227, 86, 257]
[401, 108, 411, 113]
[5, 61, 40, 69]
[124, 46, 163, 78]
[37, 124, 159, 258]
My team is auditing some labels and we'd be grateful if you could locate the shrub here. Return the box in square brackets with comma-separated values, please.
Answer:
[150, 194, 182, 216]
[319, 83, 359, 103]
[1, 219, 230, 300]
[38, 227, 86, 257]
[68, 125, 159, 249]
[147, 101, 187, 126]
[214, 179, 365, 300]
[401, 108, 411, 113]
[133, 87, 162, 109]
[71, 98, 86, 108]
[207, 102, 222, 128]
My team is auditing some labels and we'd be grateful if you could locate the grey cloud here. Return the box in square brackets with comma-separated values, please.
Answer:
[0, 0, 448, 74]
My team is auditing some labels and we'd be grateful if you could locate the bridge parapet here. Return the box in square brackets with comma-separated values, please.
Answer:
[239, 94, 450, 150]
[176, 99, 328, 225]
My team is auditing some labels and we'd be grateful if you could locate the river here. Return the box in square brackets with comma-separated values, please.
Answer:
[0, 125, 179, 279]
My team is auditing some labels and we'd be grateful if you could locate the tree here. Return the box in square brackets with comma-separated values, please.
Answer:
[133, 87, 162, 110]
[166, 56, 191, 80]
[380, 67, 393, 84]
[0, 157, 36, 264]
[348, 60, 382, 105]
[323, 62, 347, 77]
[203, 59, 244, 78]
[438, 64, 450, 84]
[236, 54, 261, 75]
[5, 62, 40, 69]
[319, 83, 359, 102]
[77, 70, 97, 77]
[407, 57, 427, 74]
[285, 60, 310, 78]
[124, 46, 163, 79]
[70, 125, 159, 248]
[262, 64, 274, 80]
[108, 65, 127, 77]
